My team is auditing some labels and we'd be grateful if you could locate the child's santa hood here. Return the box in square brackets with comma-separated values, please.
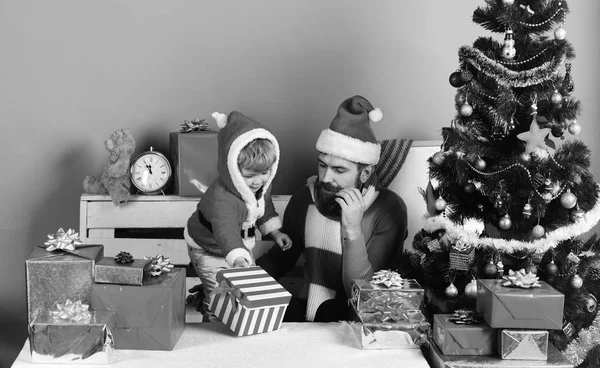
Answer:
[212, 111, 279, 221]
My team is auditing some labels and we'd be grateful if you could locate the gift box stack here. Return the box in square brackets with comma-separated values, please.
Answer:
[349, 270, 430, 349]
[25, 228, 186, 364]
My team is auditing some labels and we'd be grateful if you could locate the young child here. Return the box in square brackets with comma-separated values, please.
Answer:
[184, 111, 292, 316]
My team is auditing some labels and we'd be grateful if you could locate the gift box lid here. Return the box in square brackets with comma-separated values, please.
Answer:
[216, 266, 292, 309]
[27, 243, 104, 263]
[352, 278, 424, 292]
[434, 314, 496, 350]
[31, 310, 116, 328]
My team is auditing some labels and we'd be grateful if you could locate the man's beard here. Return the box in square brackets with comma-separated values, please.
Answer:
[314, 177, 362, 220]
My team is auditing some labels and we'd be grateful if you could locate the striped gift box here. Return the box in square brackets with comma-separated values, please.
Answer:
[208, 266, 292, 336]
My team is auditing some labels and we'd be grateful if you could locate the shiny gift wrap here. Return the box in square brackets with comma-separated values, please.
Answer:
[25, 242, 104, 325]
[29, 310, 115, 364]
[169, 131, 219, 196]
[433, 314, 496, 356]
[351, 278, 424, 315]
[94, 257, 152, 286]
[476, 279, 564, 329]
[90, 268, 185, 350]
[499, 329, 548, 361]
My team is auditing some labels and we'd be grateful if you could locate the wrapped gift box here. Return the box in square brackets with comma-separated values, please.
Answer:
[94, 257, 152, 286]
[208, 266, 292, 336]
[499, 329, 549, 361]
[352, 305, 430, 349]
[476, 279, 564, 329]
[169, 131, 219, 197]
[26, 244, 104, 325]
[433, 314, 496, 356]
[90, 268, 185, 350]
[29, 310, 115, 364]
[350, 278, 424, 316]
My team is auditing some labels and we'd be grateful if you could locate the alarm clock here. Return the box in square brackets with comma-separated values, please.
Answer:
[130, 146, 172, 194]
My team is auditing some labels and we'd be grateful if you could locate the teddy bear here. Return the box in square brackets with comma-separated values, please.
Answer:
[83, 128, 136, 205]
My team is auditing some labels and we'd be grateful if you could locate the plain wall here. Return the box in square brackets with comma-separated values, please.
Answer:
[1, 1, 599, 365]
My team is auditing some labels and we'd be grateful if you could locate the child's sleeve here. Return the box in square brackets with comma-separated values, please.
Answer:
[256, 186, 282, 236]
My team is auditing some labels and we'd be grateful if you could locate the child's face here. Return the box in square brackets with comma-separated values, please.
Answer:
[240, 167, 271, 193]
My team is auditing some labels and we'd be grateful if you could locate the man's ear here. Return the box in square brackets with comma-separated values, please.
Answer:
[360, 165, 374, 184]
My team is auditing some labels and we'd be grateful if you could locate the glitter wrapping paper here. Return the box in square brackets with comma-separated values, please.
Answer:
[25, 244, 104, 326]
[350, 279, 424, 315]
[499, 329, 548, 361]
[433, 314, 497, 356]
[90, 268, 185, 350]
[476, 279, 564, 329]
[29, 310, 115, 365]
[94, 257, 152, 286]
[208, 267, 292, 336]
[169, 131, 219, 196]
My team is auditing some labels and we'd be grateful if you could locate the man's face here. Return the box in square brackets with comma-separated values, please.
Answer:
[314, 153, 362, 218]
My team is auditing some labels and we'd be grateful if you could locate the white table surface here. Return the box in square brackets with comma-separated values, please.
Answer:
[13, 322, 431, 368]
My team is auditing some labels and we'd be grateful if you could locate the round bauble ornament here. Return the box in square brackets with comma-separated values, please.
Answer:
[464, 182, 476, 194]
[551, 124, 564, 138]
[526, 264, 538, 275]
[485, 261, 498, 277]
[502, 0, 515, 5]
[554, 26, 567, 40]
[434, 197, 447, 211]
[474, 158, 487, 171]
[532, 224, 545, 238]
[432, 151, 446, 166]
[461, 70, 474, 83]
[465, 279, 478, 299]
[518, 152, 532, 165]
[459, 102, 473, 117]
[571, 207, 585, 222]
[499, 214, 512, 230]
[502, 46, 516, 60]
[571, 274, 583, 289]
[560, 190, 577, 209]
[522, 203, 533, 219]
[551, 89, 563, 105]
[546, 260, 558, 276]
[449, 71, 465, 88]
[587, 294, 597, 313]
[568, 121, 581, 135]
[445, 283, 459, 298]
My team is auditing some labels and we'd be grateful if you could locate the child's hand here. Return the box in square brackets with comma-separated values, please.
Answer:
[233, 257, 250, 268]
[271, 230, 292, 251]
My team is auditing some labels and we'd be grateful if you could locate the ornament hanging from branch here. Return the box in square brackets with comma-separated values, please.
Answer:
[501, 28, 516, 60]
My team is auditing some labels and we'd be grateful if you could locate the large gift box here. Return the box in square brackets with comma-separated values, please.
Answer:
[29, 304, 115, 365]
[350, 271, 424, 316]
[94, 256, 152, 286]
[90, 267, 185, 350]
[208, 266, 292, 336]
[433, 313, 496, 356]
[169, 131, 219, 196]
[476, 278, 564, 329]
[26, 229, 103, 325]
[499, 329, 549, 361]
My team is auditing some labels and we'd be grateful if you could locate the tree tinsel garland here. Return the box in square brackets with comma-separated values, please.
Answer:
[472, 0, 569, 35]
[563, 313, 600, 366]
[459, 45, 567, 88]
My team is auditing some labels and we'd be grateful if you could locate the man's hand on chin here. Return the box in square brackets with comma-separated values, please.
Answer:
[335, 187, 365, 241]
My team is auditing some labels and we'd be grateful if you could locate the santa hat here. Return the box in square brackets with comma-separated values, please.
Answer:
[315, 95, 382, 165]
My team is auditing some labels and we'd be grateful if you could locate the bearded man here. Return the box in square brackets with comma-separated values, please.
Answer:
[256, 95, 408, 322]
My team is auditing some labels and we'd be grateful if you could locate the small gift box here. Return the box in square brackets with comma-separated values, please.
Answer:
[91, 267, 185, 350]
[499, 329, 549, 360]
[208, 266, 292, 336]
[351, 270, 424, 316]
[449, 240, 475, 271]
[26, 228, 104, 325]
[352, 305, 430, 349]
[29, 301, 115, 365]
[433, 312, 497, 356]
[94, 253, 152, 286]
[476, 278, 564, 329]
[169, 130, 219, 196]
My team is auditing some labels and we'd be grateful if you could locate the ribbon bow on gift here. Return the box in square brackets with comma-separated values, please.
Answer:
[370, 270, 404, 288]
[44, 228, 83, 252]
[179, 118, 209, 133]
[144, 255, 174, 276]
[51, 300, 91, 322]
[114, 251, 134, 264]
[449, 309, 483, 325]
[209, 280, 244, 313]
[502, 268, 542, 288]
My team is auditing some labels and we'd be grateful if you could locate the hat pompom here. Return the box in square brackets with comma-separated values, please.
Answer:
[212, 112, 228, 129]
[369, 108, 383, 123]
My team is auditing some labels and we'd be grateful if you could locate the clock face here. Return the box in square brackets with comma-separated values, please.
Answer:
[131, 152, 172, 193]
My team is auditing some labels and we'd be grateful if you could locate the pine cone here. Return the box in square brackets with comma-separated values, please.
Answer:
[114, 251, 134, 264]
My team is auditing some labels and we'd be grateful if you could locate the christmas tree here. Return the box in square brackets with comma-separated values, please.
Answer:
[398, 1, 600, 366]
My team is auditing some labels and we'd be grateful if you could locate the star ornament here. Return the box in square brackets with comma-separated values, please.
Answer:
[517, 120, 551, 156]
